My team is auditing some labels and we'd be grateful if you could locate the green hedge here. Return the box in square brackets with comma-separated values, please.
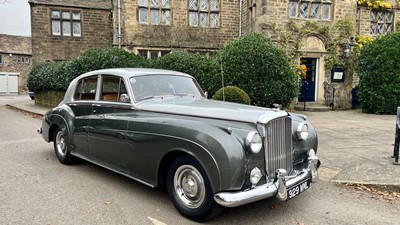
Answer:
[27, 63, 60, 92]
[28, 48, 145, 92]
[357, 32, 400, 114]
[213, 33, 299, 108]
[212, 86, 250, 104]
[29, 34, 300, 108]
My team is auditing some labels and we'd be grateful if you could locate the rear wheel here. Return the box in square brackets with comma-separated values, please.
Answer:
[53, 127, 76, 165]
[167, 156, 222, 221]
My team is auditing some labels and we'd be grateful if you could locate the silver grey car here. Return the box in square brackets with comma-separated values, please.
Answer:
[38, 68, 320, 221]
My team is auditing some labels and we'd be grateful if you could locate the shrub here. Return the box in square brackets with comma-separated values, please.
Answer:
[27, 63, 60, 92]
[151, 51, 219, 96]
[212, 86, 250, 104]
[213, 33, 299, 108]
[356, 31, 400, 114]
[28, 48, 145, 92]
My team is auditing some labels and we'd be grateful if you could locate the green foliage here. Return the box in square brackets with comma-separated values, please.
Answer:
[151, 51, 219, 95]
[212, 86, 251, 104]
[357, 0, 392, 9]
[27, 63, 59, 92]
[28, 48, 145, 92]
[356, 31, 400, 114]
[213, 33, 299, 108]
[29, 37, 299, 108]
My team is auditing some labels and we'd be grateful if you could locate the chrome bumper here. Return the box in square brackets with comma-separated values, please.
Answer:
[214, 150, 319, 208]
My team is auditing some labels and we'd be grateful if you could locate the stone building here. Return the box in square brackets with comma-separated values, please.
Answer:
[0, 34, 32, 94]
[29, 0, 399, 109]
[29, 0, 242, 63]
[29, 0, 113, 65]
[244, 0, 400, 109]
[113, 0, 242, 57]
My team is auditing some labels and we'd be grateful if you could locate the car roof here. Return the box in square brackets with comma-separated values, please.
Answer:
[78, 68, 194, 79]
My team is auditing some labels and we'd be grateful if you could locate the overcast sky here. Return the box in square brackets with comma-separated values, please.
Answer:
[0, 0, 31, 36]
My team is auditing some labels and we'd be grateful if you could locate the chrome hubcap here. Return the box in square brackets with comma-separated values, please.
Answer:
[55, 131, 66, 156]
[174, 165, 205, 209]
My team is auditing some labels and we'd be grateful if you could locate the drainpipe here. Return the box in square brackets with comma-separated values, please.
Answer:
[117, 0, 122, 48]
[239, 0, 243, 37]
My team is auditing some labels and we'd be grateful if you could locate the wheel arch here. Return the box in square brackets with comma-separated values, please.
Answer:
[157, 150, 221, 194]
[47, 114, 71, 143]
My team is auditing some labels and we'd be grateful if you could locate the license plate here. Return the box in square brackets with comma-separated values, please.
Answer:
[287, 178, 311, 200]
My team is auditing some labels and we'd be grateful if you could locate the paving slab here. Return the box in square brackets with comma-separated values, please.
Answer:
[302, 110, 400, 187]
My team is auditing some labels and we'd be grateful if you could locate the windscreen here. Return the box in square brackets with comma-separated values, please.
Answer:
[130, 74, 204, 102]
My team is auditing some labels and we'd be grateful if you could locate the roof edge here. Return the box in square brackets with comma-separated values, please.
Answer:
[28, 0, 111, 11]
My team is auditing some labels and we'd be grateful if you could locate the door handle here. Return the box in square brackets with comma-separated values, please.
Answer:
[92, 103, 102, 107]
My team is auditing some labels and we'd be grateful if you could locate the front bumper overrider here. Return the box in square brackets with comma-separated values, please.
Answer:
[214, 150, 319, 208]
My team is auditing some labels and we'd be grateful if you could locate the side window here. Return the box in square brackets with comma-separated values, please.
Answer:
[101, 75, 128, 102]
[74, 76, 98, 100]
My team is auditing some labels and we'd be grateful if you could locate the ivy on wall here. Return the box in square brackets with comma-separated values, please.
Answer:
[265, 16, 356, 73]
[357, 0, 393, 9]
[265, 15, 362, 109]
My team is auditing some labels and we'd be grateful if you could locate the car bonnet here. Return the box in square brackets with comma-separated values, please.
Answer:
[135, 97, 288, 124]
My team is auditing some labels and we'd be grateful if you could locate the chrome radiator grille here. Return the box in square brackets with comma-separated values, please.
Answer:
[265, 117, 293, 179]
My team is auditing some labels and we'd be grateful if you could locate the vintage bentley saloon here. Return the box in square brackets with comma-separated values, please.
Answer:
[38, 68, 319, 221]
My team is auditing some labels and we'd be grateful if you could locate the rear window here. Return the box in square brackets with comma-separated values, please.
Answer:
[74, 76, 98, 100]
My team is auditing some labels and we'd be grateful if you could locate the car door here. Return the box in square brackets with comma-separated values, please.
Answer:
[69, 75, 99, 156]
[87, 75, 132, 172]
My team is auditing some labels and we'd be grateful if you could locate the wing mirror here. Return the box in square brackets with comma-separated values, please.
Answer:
[120, 93, 130, 103]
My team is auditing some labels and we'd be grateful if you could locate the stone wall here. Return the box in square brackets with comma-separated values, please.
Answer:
[29, 0, 113, 65]
[114, 0, 241, 52]
[35, 91, 65, 108]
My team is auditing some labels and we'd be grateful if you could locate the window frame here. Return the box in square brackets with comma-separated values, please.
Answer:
[188, 0, 220, 28]
[74, 76, 99, 101]
[138, 0, 171, 25]
[370, 10, 394, 36]
[51, 9, 82, 37]
[247, 0, 256, 23]
[100, 75, 129, 103]
[288, 0, 332, 21]
[138, 49, 170, 59]
[17, 56, 30, 64]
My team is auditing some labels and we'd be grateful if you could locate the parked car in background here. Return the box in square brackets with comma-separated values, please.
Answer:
[28, 91, 35, 100]
[37, 68, 320, 221]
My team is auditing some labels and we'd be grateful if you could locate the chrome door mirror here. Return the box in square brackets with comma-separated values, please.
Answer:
[119, 93, 130, 103]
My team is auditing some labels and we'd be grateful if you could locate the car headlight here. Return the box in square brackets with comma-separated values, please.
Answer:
[245, 131, 262, 154]
[296, 122, 309, 140]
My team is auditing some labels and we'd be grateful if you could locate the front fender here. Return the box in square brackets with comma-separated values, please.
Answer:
[129, 113, 253, 193]
[290, 113, 318, 162]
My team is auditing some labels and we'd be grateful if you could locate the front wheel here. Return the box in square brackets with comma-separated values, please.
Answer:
[166, 156, 222, 222]
[53, 127, 76, 165]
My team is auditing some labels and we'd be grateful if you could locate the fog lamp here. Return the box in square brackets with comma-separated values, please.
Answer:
[250, 167, 262, 186]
